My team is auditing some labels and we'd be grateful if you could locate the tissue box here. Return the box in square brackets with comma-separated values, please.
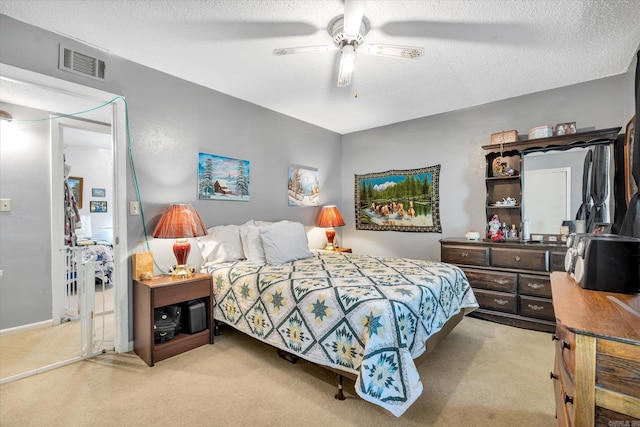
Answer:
[528, 125, 553, 139]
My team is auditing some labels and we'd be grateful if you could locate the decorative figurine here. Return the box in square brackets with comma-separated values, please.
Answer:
[487, 214, 502, 239]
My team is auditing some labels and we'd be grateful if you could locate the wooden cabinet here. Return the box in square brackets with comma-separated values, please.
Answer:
[440, 238, 566, 332]
[481, 127, 621, 237]
[133, 273, 214, 366]
[550, 272, 640, 426]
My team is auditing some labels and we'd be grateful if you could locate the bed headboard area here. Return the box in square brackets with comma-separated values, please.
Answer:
[147, 219, 322, 275]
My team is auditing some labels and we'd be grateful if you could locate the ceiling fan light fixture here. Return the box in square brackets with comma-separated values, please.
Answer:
[338, 44, 356, 87]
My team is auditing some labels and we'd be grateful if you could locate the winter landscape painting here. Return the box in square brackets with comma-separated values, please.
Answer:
[355, 165, 441, 232]
[198, 152, 250, 201]
[288, 165, 319, 207]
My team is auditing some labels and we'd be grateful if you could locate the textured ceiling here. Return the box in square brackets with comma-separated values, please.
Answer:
[1, 0, 639, 134]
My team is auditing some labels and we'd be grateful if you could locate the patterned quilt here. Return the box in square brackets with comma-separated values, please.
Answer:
[205, 251, 478, 416]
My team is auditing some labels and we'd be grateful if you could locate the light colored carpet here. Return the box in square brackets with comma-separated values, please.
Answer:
[0, 316, 556, 426]
[0, 285, 115, 380]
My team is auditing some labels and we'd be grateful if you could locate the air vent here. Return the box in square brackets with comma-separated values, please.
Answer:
[58, 45, 106, 81]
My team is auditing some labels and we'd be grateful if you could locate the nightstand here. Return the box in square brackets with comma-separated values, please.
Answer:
[334, 247, 352, 253]
[133, 273, 214, 366]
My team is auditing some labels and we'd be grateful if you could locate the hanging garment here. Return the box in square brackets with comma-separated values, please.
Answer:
[64, 177, 80, 246]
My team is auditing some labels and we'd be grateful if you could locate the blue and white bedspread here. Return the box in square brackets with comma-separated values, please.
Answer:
[77, 238, 114, 282]
[205, 251, 478, 416]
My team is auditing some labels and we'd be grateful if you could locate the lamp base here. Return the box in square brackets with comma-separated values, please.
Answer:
[171, 264, 193, 279]
[324, 242, 337, 251]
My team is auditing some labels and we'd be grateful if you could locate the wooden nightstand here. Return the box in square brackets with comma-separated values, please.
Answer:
[334, 247, 352, 253]
[133, 273, 214, 366]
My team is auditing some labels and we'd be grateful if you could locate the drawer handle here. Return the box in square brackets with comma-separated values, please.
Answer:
[552, 335, 570, 350]
[550, 372, 558, 380]
[527, 283, 544, 290]
[514, 256, 521, 262]
[494, 279, 510, 285]
[528, 304, 544, 311]
[494, 299, 509, 305]
[563, 392, 574, 405]
[461, 252, 469, 257]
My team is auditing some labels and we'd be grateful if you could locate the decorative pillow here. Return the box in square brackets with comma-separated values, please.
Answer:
[240, 224, 267, 264]
[259, 221, 313, 265]
[196, 224, 244, 267]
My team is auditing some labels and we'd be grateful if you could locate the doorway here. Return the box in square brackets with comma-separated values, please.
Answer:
[0, 63, 129, 383]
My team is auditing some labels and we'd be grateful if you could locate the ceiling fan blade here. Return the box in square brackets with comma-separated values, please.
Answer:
[343, 0, 366, 38]
[360, 44, 424, 60]
[273, 45, 335, 56]
[337, 45, 356, 87]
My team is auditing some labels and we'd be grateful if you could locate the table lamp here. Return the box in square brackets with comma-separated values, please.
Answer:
[153, 204, 207, 278]
[316, 205, 345, 250]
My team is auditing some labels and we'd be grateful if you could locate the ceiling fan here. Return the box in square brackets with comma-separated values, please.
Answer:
[272, 0, 424, 87]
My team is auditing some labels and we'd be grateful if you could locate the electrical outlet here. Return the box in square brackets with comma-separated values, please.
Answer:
[0, 199, 10, 212]
[129, 201, 140, 216]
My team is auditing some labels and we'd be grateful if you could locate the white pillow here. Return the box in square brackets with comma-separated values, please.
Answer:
[196, 224, 244, 267]
[240, 224, 267, 264]
[259, 221, 313, 265]
[76, 215, 92, 238]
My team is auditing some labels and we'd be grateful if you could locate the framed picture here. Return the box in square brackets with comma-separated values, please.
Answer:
[592, 222, 611, 234]
[90, 201, 107, 213]
[624, 115, 637, 206]
[92, 188, 106, 197]
[288, 165, 319, 207]
[198, 152, 250, 201]
[68, 176, 83, 209]
[355, 164, 441, 232]
[554, 122, 576, 136]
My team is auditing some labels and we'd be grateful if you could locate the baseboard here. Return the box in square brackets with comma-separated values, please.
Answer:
[0, 319, 53, 337]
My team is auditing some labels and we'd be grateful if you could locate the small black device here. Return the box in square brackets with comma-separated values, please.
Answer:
[154, 305, 181, 343]
[181, 299, 207, 334]
[573, 234, 640, 294]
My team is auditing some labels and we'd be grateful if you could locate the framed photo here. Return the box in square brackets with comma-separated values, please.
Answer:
[592, 222, 611, 234]
[624, 115, 637, 206]
[68, 176, 83, 209]
[92, 188, 106, 197]
[355, 164, 441, 232]
[288, 165, 319, 207]
[90, 201, 107, 213]
[554, 122, 576, 136]
[198, 152, 250, 201]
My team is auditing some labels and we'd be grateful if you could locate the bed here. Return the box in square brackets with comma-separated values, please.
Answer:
[197, 220, 478, 416]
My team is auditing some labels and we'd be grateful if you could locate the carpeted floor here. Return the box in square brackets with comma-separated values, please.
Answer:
[0, 316, 556, 426]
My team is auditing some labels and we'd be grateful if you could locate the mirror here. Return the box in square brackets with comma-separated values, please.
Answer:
[522, 144, 614, 234]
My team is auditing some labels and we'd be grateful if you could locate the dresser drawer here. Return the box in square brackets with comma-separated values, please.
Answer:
[555, 323, 576, 375]
[473, 289, 517, 314]
[518, 274, 551, 298]
[462, 268, 517, 292]
[441, 245, 489, 266]
[519, 295, 555, 321]
[491, 248, 548, 271]
[550, 250, 567, 272]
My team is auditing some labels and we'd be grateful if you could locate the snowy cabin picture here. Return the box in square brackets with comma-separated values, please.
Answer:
[198, 152, 250, 201]
[288, 166, 319, 207]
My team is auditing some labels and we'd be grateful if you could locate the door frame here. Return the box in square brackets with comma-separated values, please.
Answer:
[1, 63, 130, 353]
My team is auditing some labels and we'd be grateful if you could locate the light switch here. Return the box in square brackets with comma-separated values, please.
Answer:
[0, 199, 10, 212]
[129, 201, 140, 216]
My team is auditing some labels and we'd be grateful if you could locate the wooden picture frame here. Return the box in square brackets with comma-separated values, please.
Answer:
[624, 115, 637, 206]
[68, 176, 83, 209]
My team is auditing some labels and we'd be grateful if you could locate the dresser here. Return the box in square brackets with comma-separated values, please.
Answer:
[440, 238, 566, 332]
[550, 272, 640, 426]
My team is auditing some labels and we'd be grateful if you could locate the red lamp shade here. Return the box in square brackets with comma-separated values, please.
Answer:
[316, 205, 345, 250]
[153, 204, 207, 277]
